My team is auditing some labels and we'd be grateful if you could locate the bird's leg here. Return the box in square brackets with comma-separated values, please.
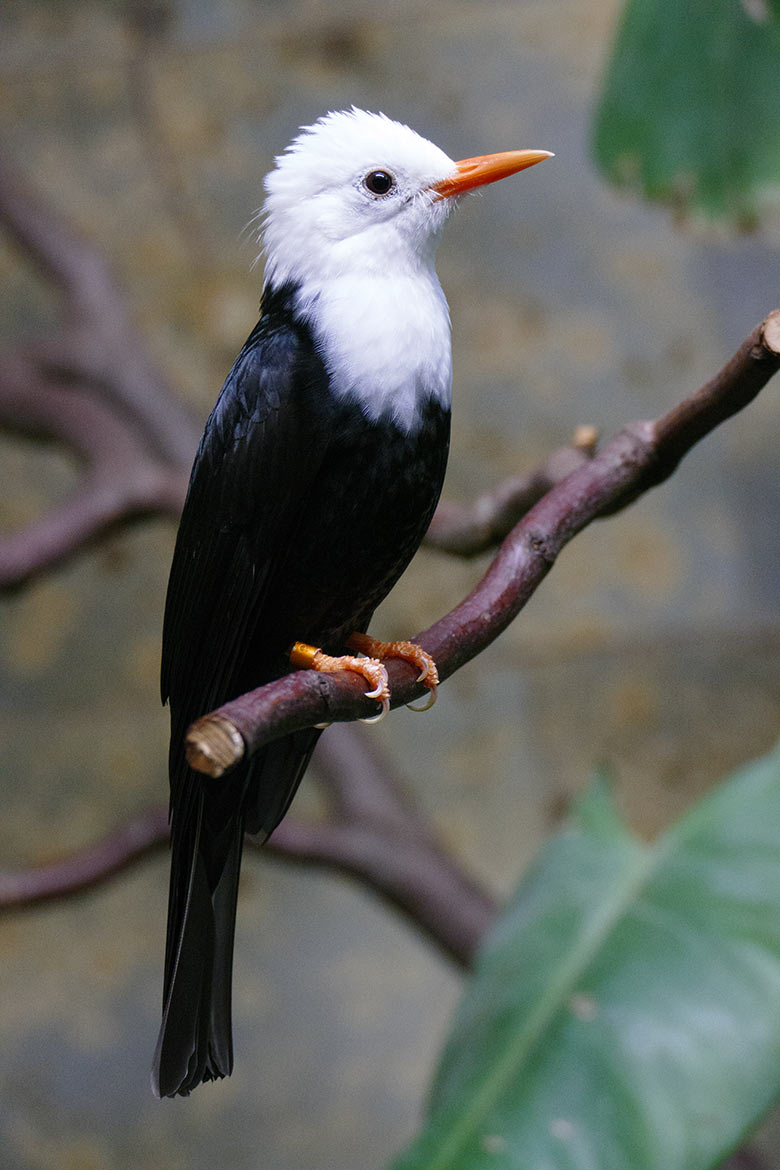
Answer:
[288, 641, 390, 723]
[346, 633, 438, 712]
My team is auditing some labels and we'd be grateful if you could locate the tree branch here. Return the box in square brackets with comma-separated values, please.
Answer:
[187, 311, 780, 777]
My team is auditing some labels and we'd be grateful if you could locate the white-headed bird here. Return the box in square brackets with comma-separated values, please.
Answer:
[153, 108, 551, 1097]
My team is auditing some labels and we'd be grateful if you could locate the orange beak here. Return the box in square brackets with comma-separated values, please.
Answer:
[430, 149, 553, 199]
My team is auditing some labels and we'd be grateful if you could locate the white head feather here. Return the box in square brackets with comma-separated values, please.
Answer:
[260, 110, 461, 430]
[262, 109, 458, 286]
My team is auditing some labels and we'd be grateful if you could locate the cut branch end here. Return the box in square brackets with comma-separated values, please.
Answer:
[573, 424, 599, 452]
[185, 715, 244, 777]
[762, 309, 780, 355]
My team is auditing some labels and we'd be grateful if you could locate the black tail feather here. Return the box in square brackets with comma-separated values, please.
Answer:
[152, 792, 243, 1098]
[152, 729, 321, 1098]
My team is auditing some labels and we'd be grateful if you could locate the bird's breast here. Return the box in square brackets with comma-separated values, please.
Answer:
[295, 272, 452, 432]
[261, 392, 451, 653]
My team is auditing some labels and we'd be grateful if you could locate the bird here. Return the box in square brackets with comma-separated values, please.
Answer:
[152, 108, 551, 1098]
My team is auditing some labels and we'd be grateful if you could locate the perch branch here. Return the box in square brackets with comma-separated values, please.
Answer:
[8, 306, 775, 957]
[187, 310, 780, 777]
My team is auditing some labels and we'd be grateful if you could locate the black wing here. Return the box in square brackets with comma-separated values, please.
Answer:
[153, 309, 329, 1097]
[162, 312, 330, 785]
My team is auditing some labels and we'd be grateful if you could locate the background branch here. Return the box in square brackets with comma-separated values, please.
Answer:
[423, 425, 598, 556]
[265, 726, 496, 966]
[0, 804, 170, 910]
[0, 163, 198, 463]
[0, 160, 196, 589]
[0, 725, 495, 969]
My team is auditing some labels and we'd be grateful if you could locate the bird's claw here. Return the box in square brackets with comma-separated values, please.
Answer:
[406, 684, 437, 712]
[359, 694, 390, 724]
[289, 634, 438, 726]
[346, 633, 439, 714]
[288, 641, 390, 723]
[354, 658, 391, 723]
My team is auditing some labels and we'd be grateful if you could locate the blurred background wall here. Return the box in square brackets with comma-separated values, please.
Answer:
[0, 2, 777, 1168]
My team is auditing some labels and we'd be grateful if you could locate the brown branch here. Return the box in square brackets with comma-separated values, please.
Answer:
[187, 310, 780, 776]
[2, 164, 777, 981]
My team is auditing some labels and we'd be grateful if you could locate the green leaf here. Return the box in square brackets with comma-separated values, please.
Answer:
[389, 745, 780, 1169]
[592, 0, 780, 226]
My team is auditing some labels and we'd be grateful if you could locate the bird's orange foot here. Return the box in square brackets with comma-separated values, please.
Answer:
[288, 640, 390, 723]
[346, 633, 439, 712]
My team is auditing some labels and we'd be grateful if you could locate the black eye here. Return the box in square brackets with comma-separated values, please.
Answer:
[363, 169, 395, 196]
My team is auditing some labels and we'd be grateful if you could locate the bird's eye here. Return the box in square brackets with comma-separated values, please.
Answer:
[363, 169, 395, 196]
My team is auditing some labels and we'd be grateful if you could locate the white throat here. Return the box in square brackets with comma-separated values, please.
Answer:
[291, 268, 452, 432]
